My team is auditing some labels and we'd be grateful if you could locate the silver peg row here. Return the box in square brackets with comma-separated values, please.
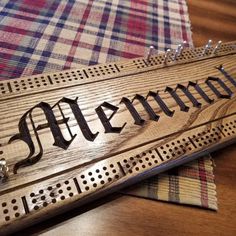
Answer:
[173, 41, 187, 60]
[146, 41, 188, 65]
[201, 39, 222, 56]
[212, 40, 222, 54]
[163, 40, 188, 64]
[147, 39, 223, 65]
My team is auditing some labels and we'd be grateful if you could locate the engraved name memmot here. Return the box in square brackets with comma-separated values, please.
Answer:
[9, 65, 236, 173]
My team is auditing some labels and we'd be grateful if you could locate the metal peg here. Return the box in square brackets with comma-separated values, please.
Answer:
[181, 40, 188, 48]
[175, 44, 185, 60]
[147, 46, 155, 61]
[173, 41, 187, 60]
[202, 39, 212, 56]
[181, 40, 188, 50]
[212, 40, 222, 54]
[173, 44, 182, 60]
[0, 158, 9, 183]
[164, 49, 171, 64]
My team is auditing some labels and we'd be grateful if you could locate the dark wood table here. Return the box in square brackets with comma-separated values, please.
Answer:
[17, 1, 236, 235]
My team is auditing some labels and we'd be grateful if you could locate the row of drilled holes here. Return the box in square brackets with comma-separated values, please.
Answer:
[29, 180, 75, 211]
[221, 122, 236, 136]
[52, 64, 119, 83]
[1, 43, 235, 94]
[159, 138, 192, 158]
[122, 150, 161, 174]
[28, 164, 122, 212]
[0, 83, 7, 94]
[0, 43, 234, 94]
[192, 128, 222, 147]
[79, 164, 120, 191]
[0, 76, 50, 95]
[2, 119, 236, 222]
[1, 199, 20, 221]
[0, 64, 120, 95]
[134, 44, 235, 68]
[52, 70, 84, 84]
[13, 76, 50, 91]
[119, 120, 236, 173]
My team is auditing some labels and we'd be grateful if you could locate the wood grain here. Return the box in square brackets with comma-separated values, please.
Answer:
[0, 40, 236, 234]
[14, 1, 236, 235]
[28, 146, 235, 236]
[34, 146, 236, 236]
[1, 49, 236, 192]
[187, 0, 236, 46]
[13, 147, 236, 236]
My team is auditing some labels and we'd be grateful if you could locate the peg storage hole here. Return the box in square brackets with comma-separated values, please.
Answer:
[220, 120, 236, 136]
[51, 70, 86, 83]
[11, 76, 50, 92]
[28, 178, 78, 211]
[1, 198, 25, 222]
[119, 149, 167, 175]
[158, 138, 193, 160]
[78, 163, 121, 192]
[0, 82, 8, 95]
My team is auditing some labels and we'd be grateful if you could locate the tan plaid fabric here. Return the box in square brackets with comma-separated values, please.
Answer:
[123, 156, 217, 210]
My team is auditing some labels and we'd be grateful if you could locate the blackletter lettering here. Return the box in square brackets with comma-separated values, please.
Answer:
[147, 91, 174, 117]
[60, 97, 98, 141]
[10, 102, 75, 173]
[206, 77, 232, 99]
[95, 102, 126, 133]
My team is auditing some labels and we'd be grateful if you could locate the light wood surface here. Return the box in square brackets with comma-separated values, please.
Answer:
[1, 40, 236, 234]
[29, 146, 236, 236]
[2, 1, 236, 235]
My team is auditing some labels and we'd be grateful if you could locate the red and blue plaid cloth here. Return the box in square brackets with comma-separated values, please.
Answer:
[0, 0, 192, 80]
[0, 0, 217, 209]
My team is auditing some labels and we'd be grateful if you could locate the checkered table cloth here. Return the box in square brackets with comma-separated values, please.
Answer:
[0, 0, 217, 210]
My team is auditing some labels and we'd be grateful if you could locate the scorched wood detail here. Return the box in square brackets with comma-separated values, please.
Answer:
[0, 41, 236, 234]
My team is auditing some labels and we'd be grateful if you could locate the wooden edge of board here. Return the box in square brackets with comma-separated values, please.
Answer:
[0, 41, 236, 101]
[0, 41, 236, 234]
[0, 112, 236, 234]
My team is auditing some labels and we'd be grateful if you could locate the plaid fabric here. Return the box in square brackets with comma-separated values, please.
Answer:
[122, 156, 217, 210]
[0, 0, 217, 209]
[0, 0, 192, 80]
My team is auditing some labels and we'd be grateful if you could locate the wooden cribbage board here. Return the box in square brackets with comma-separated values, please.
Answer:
[0, 42, 236, 234]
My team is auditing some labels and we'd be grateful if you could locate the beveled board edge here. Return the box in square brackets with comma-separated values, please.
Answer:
[0, 112, 235, 234]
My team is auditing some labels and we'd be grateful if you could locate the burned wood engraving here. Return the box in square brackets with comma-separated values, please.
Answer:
[0, 41, 236, 235]
[10, 66, 235, 173]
